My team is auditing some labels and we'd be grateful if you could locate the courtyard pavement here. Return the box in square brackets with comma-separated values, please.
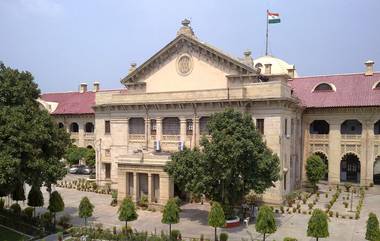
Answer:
[13, 176, 379, 241]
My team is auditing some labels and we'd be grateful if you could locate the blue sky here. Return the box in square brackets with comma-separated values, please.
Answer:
[0, 0, 379, 92]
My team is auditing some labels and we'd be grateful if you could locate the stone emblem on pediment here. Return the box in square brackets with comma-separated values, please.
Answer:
[176, 53, 193, 76]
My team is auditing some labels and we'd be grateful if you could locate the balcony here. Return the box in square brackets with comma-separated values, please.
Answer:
[162, 135, 181, 142]
[341, 134, 361, 140]
[309, 134, 329, 140]
[129, 134, 145, 143]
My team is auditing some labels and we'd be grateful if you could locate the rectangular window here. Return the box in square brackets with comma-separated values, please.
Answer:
[291, 118, 294, 137]
[105, 163, 111, 179]
[150, 119, 157, 135]
[256, 119, 264, 135]
[284, 118, 288, 137]
[105, 120, 111, 134]
[186, 119, 193, 135]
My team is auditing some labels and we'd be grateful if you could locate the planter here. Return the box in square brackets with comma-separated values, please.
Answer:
[225, 216, 240, 228]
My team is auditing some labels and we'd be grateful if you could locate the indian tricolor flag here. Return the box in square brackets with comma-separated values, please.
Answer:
[267, 11, 281, 24]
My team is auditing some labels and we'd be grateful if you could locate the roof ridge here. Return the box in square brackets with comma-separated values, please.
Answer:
[294, 71, 380, 79]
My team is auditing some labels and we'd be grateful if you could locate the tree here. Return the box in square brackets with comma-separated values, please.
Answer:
[208, 202, 225, 241]
[65, 146, 95, 167]
[118, 197, 138, 231]
[366, 212, 380, 241]
[255, 205, 276, 241]
[306, 154, 326, 192]
[11, 180, 25, 203]
[79, 196, 94, 227]
[27, 185, 44, 217]
[0, 63, 71, 198]
[48, 191, 64, 228]
[165, 109, 280, 216]
[307, 209, 329, 241]
[162, 198, 180, 237]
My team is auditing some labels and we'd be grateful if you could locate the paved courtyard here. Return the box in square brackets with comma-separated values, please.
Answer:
[11, 176, 380, 241]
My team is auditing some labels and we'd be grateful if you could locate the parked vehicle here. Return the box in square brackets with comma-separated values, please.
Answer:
[69, 165, 92, 175]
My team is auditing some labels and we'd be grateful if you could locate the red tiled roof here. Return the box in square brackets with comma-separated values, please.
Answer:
[289, 72, 380, 108]
[40, 91, 95, 115]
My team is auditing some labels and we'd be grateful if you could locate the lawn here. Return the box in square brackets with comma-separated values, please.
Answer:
[0, 225, 29, 241]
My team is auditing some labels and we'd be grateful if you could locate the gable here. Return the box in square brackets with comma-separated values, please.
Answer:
[122, 34, 257, 93]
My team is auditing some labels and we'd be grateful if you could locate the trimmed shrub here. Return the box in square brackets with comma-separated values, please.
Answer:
[171, 229, 181, 240]
[283, 238, 297, 241]
[10, 203, 21, 215]
[308, 203, 314, 210]
[22, 207, 34, 218]
[220, 232, 228, 241]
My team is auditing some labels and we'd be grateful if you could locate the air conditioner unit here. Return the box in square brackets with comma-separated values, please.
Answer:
[178, 141, 184, 151]
[154, 140, 161, 152]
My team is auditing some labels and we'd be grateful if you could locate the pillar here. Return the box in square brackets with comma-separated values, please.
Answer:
[145, 117, 150, 149]
[126, 119, 129, 152]
[192, 116, 200, 147]
[156, 117, 162, 141]
[180, 117, 187, 143]
[133, 172, 138, 202]
[328, 120, 341, 184]
[78, 121, 85, 148]
[117, 170, 127, 202]
[362, 120, 373, 185]
[159, 174, 174, 204]
[148, 173, 152, 203]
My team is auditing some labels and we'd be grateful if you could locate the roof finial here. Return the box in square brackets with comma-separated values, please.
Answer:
[177, 18, 195, 38]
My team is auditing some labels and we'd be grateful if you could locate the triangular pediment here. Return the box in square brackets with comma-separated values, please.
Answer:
[121, 34, 257, 91]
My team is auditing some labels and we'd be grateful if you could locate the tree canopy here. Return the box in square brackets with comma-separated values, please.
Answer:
[79, 196, 95, 226]
[0, 63, 71, 196]
[208, 202, 225, 241]
[306, 154, 327, 192]
[65, 145, 95, 167]
[255, 205, 276, 241]
[366, 212, 380, 241]
[307, 209, 329, 241]
[162, 198, 180, 235]
[165, 109, 280, 215]
[118, 197, 138, 230]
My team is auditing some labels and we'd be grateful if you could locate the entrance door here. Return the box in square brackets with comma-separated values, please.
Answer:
[374, 157, 380, 185]
[340, 153, 360, 183]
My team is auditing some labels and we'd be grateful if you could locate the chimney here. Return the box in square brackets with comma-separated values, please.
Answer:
[128, 63, 137, 74]
[287, 65, 296, 78]
[93, 82, 100, 92]
[79, 83, 87, 93]
[365, 60, 374, 76]
[243, 50, 253, 67]
[264, 63, 272, 75]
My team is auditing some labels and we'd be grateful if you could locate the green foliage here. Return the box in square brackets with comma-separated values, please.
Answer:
[256, 205, 276, 240]
[171, 229, 181, 240]
[306, 154, 326, 191]
[162, 198, 180, 225]
[366, 213, 380, 241]
[48, 190, 64, 225]
[138, 195, 149, 208]
[0, 63, 71, 193]
[27, 185, 44, 208]
[208, 202, 225, 228]
[307, 209, 329, 239]
[22, 207, 34, 218]
[11, 180, 25, 202]
[10, 203, 21, 215]
[220, 232, 228, 241]
[118, 197, 138, 225]
[283, 238, 297, 241]
[165, 109, 280, 214]
[0, 198, 4, 209]
[65, 145, 95, 167]
[79, 196, 94, 226]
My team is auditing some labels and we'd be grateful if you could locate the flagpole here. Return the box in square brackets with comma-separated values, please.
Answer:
[265, 9, 269, 56]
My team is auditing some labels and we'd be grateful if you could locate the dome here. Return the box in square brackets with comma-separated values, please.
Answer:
[253, 55, 298, 77]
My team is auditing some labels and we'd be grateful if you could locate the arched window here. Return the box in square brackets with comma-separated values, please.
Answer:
[374, 120, 380, 135]
[70, 122, 79, 133]
[340, 120, 362, 135]
[313, 83, 335, 92]
[200, 117, 210, 135]
[310, 120, 329, 134]
[129, 118, 145, 134]
[162, 117, 180, 135]
[85, 122, 94, 133]
[58, 122, 64, 129]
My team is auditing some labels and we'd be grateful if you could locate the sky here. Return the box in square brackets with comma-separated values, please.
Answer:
[0, 0, 379, 93]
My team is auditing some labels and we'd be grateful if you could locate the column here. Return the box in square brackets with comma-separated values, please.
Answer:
[145, 117, 150, 149]
[133, 172, 138, 202]
[126, 119, 129, 152]
[328, 120, 341, 184]
[156, 117, 162, 141]
[180, 117, 187, 143]
[78, 121, 85, 148]
[148, 173, 152, 203]
[362, 120, 372, 185]
[159, 174, 174, 204]
[192, 116, 200, 147]
[301, 119, 310, 185]
[117, 170, 127, 201]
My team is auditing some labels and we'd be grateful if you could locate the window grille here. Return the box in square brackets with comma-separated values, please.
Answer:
[200, 117, 210, 135]
[129, 118, 145, 134]
[162, 117, 180, 135]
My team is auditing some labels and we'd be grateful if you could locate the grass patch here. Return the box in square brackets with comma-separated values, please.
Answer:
[0, 225, 29, 241]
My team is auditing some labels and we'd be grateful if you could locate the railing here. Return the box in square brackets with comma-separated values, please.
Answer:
[129, 134, 145, 142]
[162, 135, 181, 142]
[309, 134, 329, 140]
[341, 134, 362, 140]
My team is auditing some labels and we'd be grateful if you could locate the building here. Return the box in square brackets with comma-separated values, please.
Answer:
[41, 20, 380, 205]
